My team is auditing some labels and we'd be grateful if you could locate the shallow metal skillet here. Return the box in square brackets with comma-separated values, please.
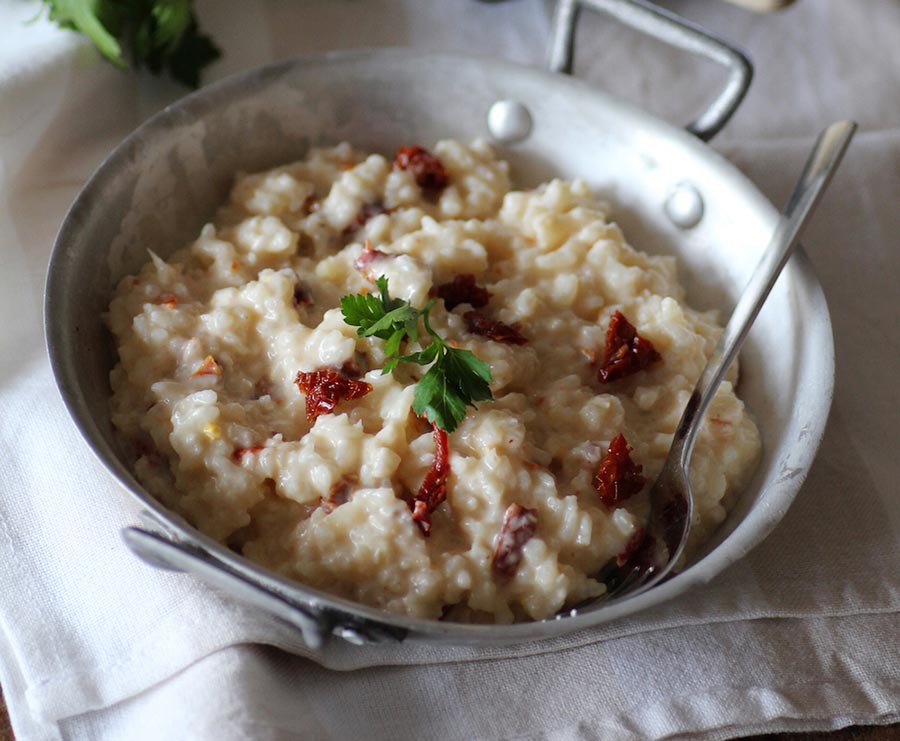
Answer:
[44, 0, 834, 649]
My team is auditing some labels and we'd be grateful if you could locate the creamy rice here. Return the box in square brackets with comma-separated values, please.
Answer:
[107, 140, 760, 623]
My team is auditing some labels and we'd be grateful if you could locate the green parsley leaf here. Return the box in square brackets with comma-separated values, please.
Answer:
[398, 340, 441, 367]
[383, 328, 406, 359]
[412, 359, 471, 433]
[342, 276, 419, 341]
[360, 304, 420, 340]
[442, 347, 493, 404]
[39, 0, 220, 88]
[340, 292, 387, 331]
[375, 276, 399, 309]
[340, 277, 495, 433]
[42, 0, 124, 66]
[153, 15, 220, 88]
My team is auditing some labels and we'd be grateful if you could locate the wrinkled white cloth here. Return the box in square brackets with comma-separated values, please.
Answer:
[1, 0, 899, 738]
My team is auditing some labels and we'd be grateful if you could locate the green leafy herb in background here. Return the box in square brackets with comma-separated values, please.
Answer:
[341, 277, 494, 433]
[38, 0, 220, 87]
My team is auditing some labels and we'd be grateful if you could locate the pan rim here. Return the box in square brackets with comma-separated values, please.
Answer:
[44, 47, 834, 645]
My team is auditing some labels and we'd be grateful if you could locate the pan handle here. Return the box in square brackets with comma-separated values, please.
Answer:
[547, 0, 753, 141]
[122, 526, 407, 649]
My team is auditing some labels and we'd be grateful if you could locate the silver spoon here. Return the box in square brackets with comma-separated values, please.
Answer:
[599, 120, 856, 601]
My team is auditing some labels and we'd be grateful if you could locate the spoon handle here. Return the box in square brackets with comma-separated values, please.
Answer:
[674, 121, 857, 468]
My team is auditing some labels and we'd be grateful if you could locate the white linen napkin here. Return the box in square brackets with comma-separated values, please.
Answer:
[2, 0, 899, 738]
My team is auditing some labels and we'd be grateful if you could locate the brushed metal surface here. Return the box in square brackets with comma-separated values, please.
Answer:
[547, 0, 753, 141]
[44, 49, 834, 648]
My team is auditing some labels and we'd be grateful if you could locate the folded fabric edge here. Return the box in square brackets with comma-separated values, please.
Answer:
[308, 602, 900, 671]
[19, 600, 900, 729]
[40, 621, 900, 741]
[589, 677, 900, 741]
[16, 599, 314, 725]
[0, 615, 62, 741]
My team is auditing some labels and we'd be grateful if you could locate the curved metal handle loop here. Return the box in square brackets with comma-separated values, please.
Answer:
[547, 0, 753, 141]
[122, 526, 407, 649]
[123, 526, 331, 649]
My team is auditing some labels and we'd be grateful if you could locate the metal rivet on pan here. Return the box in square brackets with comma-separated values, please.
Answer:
[487, 100, 533, 143]
[665, 182, 705, 229]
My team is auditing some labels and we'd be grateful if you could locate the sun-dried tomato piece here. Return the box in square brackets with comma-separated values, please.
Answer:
[597, 311, 661, 383]
[192, 355, 222, 378]
[393, 146, 449, 192]
[436, 274, 491, 311]
[594, 434, 646, 507]
[463, 310, 528, 345]
[152, 293, 179, 308]
[353, 239, 388, 280]
[409, 424, 450, 536]
[410, 500, 432, 534]
[492, 503, 539, 577]
[302, 194, 321, 214]
[135, 438, 163, 467]
[294, 369, 372, 422]
[322, 476, 357, 514]
[343, 202, 391, 236]
[339, 357, 364, 379]
[293, 282, 312, 307]
[232, 445, 264, 463]
[615, 527, 646, 567]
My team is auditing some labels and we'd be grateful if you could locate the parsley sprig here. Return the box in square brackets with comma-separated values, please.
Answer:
[341, 276, 493, 433]
[38, 0, 220, 88]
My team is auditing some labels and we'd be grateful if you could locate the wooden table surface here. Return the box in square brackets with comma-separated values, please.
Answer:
[0, 691, 9, 741]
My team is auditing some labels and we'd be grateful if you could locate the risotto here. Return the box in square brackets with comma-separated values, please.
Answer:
[107, 139, 760, 623]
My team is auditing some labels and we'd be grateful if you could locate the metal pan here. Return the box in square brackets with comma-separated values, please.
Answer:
[44, 0, 833, 649]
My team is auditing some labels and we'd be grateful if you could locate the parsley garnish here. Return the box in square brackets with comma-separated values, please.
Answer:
[38, 0, 220, 88]
[341, 276, 493, 433]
